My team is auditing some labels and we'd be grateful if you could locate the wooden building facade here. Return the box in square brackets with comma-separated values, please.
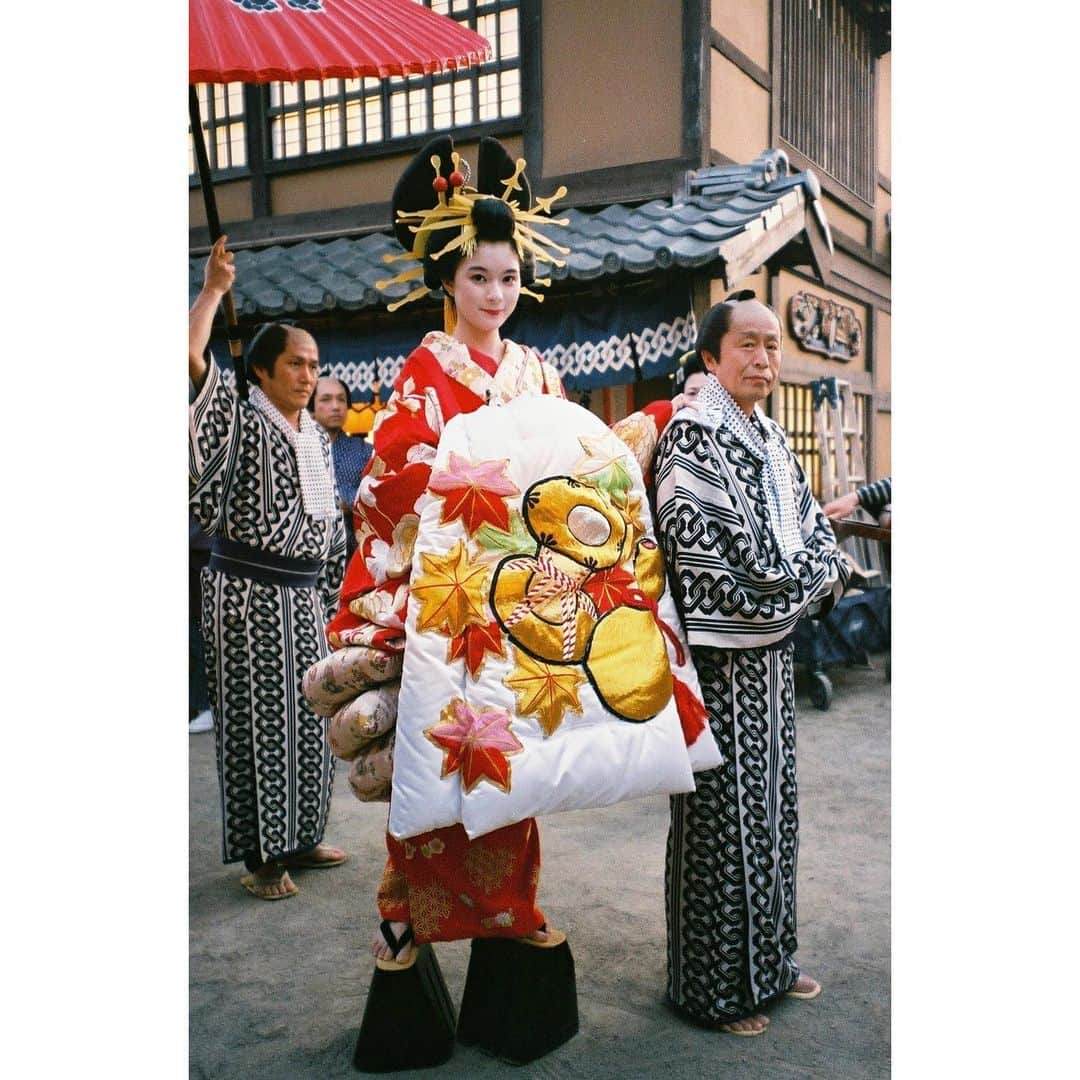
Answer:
[190, 0, 891, 492]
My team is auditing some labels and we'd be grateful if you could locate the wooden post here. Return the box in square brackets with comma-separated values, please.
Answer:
[189, 84, 248, 399]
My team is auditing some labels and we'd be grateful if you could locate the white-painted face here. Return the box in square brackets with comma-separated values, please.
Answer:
[683, 372, 709, 400]
[447, 241, 522, 338]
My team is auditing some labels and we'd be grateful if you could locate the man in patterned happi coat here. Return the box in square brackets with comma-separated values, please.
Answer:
[189, 237, 348, 901]
[654, 294, 849, 1036]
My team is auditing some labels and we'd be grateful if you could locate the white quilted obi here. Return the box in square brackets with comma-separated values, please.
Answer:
[388, 394, 721, 841]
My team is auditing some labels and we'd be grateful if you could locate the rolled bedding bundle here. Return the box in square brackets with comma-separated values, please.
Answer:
[347, 731, 395, 803]
[302, 644, 403, 717]
[327, 682, 400, 760]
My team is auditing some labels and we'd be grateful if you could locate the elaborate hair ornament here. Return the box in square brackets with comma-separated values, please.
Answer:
[376, 144, 570, 313]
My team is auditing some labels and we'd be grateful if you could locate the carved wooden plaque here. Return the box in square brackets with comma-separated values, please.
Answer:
[788, 291, 863, 362]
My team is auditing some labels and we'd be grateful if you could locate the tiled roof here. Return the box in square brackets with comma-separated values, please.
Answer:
[189, 149, 832, 317]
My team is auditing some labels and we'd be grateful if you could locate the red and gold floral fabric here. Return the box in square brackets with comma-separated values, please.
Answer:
[312, 333, 561, 941]
[377, 819, 544, 944]
[326, 333, 563, 656]
[305, 332, 715, 942]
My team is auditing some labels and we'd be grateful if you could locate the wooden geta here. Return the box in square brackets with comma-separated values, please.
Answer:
[456, 931, 579, 1065]
[352, 944, 456, 1072]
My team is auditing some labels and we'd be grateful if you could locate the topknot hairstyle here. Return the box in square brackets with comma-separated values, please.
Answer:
[694, 290, 781, 358]
[247, 322, 295, 385]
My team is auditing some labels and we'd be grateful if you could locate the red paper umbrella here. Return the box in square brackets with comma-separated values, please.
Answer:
[189, 0, 491, 395]
[190, 0, 491, 83]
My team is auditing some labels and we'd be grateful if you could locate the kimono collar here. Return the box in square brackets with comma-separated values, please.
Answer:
[421, 331, 548, 404]
[695, 374, 772, 457]
[249, 386, 337, 521]
[694, 375, 805, 557]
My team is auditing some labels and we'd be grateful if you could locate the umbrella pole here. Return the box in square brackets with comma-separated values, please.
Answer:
[189, 85, 248, 400]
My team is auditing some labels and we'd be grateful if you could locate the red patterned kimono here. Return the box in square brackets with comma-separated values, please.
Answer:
[327, 331, 678, 944]
[328, 332, 563, 943]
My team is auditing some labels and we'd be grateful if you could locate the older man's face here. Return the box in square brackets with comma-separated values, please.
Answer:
[703, 301, 782, 415]
[312, 378, 349, 434]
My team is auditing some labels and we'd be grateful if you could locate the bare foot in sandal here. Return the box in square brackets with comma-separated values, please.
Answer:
[240, 862, 298, 901]
[372, 920, 413, 966]
[787, 974, 822, 1000]
[719, 1014, 770, 1036]
[280, 843, 348, 869]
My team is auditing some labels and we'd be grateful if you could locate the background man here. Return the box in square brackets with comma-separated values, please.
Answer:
[309, 375, 371, 560]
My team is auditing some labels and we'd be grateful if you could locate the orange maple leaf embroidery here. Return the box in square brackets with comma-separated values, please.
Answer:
[412, 540, 490, 636]
[424, 698, 523, 794]
[504, 648, 586, 736]
[428, 452, 520, 535]
[447, 620, 505, 679]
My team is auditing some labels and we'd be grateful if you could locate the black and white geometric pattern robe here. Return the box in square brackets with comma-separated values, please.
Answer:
[654, 384, 848, 1025]
[190, 359, 346, 865]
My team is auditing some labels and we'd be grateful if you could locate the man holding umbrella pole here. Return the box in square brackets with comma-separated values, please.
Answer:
[190, 236, 348, 900]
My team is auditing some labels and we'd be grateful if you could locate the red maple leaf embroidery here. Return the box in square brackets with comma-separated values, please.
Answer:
[424, 699, 524, 794]
[447, 620, 505, 679]
[581, 565, 638, 615]
[428, 452, 520, 534]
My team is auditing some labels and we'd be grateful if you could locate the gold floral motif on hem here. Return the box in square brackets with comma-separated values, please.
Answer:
[376, 865, 409, 909]
[464, 843, 516, 895]
[409, 882, 453, 939]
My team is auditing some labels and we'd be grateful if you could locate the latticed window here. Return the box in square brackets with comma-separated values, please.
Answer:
[267, 0, 521, 161]
[188, 83, 247, 175]
[779, 0, 875, 202]
[776, 382, 823, 497]
[268, 78, 386, 157]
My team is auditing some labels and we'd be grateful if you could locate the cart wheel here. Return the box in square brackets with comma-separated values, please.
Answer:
[809, 672, 832, 711]
[885, 654, 891, 683]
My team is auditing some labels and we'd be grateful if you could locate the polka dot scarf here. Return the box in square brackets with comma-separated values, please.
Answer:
[697, 375, 804, 557]
[249, 386, 337, 522]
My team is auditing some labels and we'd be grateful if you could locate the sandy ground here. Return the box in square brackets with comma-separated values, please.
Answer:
[189, 656, 889, 1079]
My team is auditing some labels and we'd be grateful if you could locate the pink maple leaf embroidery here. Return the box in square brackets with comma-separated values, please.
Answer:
[428, 453, 520, 534]
[424, 698, 524, 794]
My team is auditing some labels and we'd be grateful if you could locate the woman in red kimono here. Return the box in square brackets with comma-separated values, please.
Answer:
[331, 138, 568, 968]
[308, 136, 695, 1068]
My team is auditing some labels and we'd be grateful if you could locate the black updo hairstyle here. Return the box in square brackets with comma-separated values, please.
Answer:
[694, 289, 781, 358]
[671, 351, 707, 398]
[392, 136, 536, 293]
[425, 196, 537, 290]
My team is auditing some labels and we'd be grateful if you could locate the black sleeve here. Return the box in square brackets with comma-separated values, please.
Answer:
[856, 476, 892, 516]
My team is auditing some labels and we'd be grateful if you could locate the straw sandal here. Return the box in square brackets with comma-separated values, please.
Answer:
[786, 975, 822, 1001]
[280, 843, 348, 869]
[240, 865, 298, 901]
[718, 1014, 769, 1037]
